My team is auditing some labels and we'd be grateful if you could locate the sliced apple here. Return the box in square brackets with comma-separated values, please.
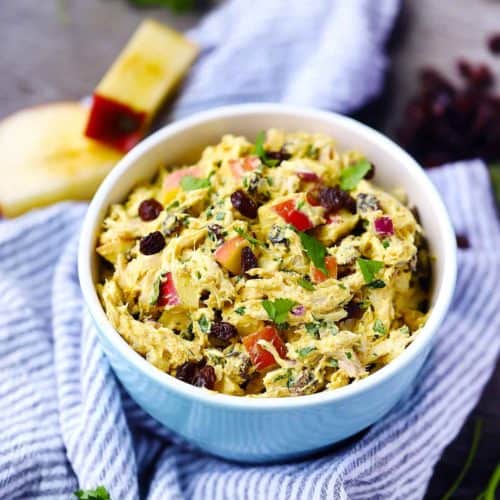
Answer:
[311, 256, 338, 283]
[161, 166, 201, 204]
[229, 156, 260, 180]
[214, 236, 249, 274]
[0, 102, 122, 217]
[85, 19, 198, 151]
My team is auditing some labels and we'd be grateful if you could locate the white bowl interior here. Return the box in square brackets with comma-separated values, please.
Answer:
[80, 104, 456, 407]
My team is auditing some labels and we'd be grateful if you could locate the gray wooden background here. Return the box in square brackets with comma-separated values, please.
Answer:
[2, 0, 499, 498]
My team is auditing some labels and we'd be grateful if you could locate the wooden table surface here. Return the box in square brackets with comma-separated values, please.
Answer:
[2, 1, 499, 498]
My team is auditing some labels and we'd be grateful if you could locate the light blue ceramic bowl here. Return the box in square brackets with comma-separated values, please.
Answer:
[78, 104, 456, 463]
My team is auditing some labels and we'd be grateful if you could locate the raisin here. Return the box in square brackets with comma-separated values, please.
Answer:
[193, 365, 216, 389]
[318, 187, 356, 214]
[241, 246, 258, 272]
[138, 199, 163, 221]
[230, 189, 258, 218]
[456, 233, 470, 248]
[489, 34, 500, 54]
[176, 360, 216, 390]
[337, 265, 355, 279]
[210, 321, 238, 342]
[139, 231, 165, 255]
[344, 300, 364, 319]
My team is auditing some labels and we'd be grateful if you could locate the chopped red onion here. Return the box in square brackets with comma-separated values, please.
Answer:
[297, 171, 320, 182]
[291, 304, 306, 316]
[374, 216, 394, 236]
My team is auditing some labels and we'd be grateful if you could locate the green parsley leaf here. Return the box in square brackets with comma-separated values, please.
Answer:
[180, 175, 211, 191]
[304, 144, 319, 159]
[367, 279, 386, 289]
[305, 322, 321, 339]
[345, 351, 352, 359]
[298, 277, 315, 291]
[234, 227, 263, 246]
[198, 314, 210, 333]
[296, 230, 328, 275]
[297, 346, 317, 358]
[166, 200, 180, 211]
[149, 275, 162, 305]
[296, 200, 306, 210]
[74, 486, 110, 500]
[254, 131, 279, 167]
[262, 298, 296, 325]
[373, 319, 386, 335]
[382, 238, 391, 249]
[327, 358, 339, 368]
[339, 159, 372, 191]
[357, 258, 384, 284]
[235, 306, 246, 315]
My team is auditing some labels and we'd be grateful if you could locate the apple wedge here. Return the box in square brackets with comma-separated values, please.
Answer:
[0, 102, 122, 217]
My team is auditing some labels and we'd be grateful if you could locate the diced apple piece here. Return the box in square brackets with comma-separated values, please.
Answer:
[273, 199, 314, 231]
[214, 236, 249, 274]
[0, 102, 122, 217]
[242, 326, 287, 371]
[158, 272, 181, 306]
[229, 156, 260, 180]
[311, 256, 338, 283]
[85, 19, 198, 151]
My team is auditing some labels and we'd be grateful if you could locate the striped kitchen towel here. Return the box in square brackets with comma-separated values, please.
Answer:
[1, 1, 499, 500]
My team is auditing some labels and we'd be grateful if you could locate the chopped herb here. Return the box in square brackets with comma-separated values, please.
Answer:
[215, 212, 225, 221]
[150, 275, 162, 305]
[234, 227, 263, 246]
[166, 200, 180, 211]
[195, 271, 202, 280]
[296, 230, 328, 275]
[235, 306, 246, 315]
[305, 322, 320, 339]
[74, 486, 110, 500]
[254, 131, 279, 167]
[357, 258, 384, 284]
[262, 298, 296, 325]
[298, 277, 315, 291]
[296, 200, 306, 210]
[198, 314, 210, 333]
[373, 319, 386, 335]
[304, 144, 319, 159]
[182, 323, 195, 341]
[382, 238, 391, 249]
[297, 346, 316, 358]
[180, 175, 211, 191]
[266, 176, 274, 186]
[345, 351, 352, 359]
[337, 283, 347, 290]
[327, 358, 339, 368]
[367, 279, 386, 289]
[339, 159, 372, 190]
[400, 325, 410, 335]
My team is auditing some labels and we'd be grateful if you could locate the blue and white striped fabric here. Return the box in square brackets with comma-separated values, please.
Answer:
[1, 1, 499, 499]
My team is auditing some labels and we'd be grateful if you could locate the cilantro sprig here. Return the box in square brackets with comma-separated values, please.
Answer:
[180, 175, 211, 191]
[262, 298, 296, 325]
[74, 486, 110, 500]
[295, 230, 328, 275]
[357, 258, 384, 284]
[254, 131, 279, 167]
[340, 159, 372, 190]
[298, 277, 315, 291]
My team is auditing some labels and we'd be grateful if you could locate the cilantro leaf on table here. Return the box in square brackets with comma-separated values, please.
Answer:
[295, 230, 328, 275]
[262, 298, 296, 325]
[180, 175, 211, 191]
[254, 131, 279, 167]
[74, 486, 110, 500]
[357, 258, 383, 284]
[339, 159, 372, 190]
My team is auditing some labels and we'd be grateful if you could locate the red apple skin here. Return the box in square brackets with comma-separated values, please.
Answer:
[229, 156, 260, 180]
[214, 236, 249, 274]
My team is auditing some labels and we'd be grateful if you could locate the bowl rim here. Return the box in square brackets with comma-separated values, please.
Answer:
[78, 102, 457, 410]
